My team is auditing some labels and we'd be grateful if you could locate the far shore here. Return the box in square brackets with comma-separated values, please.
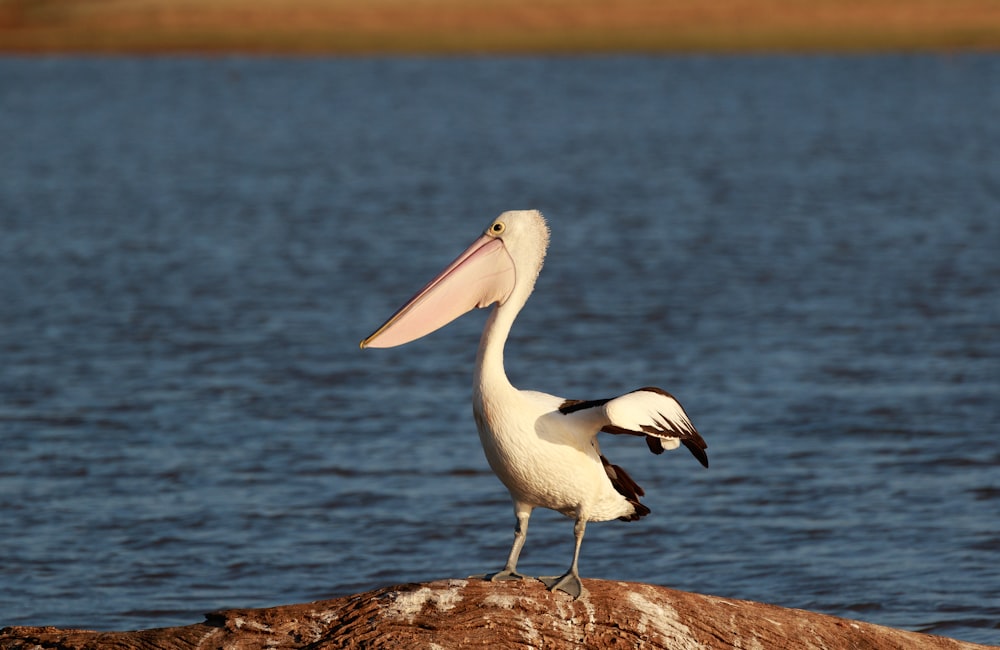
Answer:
[2, 0, 1000, 54]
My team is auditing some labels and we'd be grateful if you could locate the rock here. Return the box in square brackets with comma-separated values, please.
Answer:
[1, 578, 995, 649]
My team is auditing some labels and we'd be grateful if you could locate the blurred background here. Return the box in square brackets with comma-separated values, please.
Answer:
[1, 2, 998, 646]
[2, 0, 1000, 53]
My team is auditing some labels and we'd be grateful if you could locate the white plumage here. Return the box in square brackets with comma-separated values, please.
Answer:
[362, 210, 707, 598]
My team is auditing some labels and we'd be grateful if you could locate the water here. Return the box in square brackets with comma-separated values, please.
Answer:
[0, 55, 998, 644]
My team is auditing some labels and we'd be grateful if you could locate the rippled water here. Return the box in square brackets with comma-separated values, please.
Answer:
[1, 56, 998, 643]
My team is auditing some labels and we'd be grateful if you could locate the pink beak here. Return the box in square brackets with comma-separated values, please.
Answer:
[360, 234, 516, 349]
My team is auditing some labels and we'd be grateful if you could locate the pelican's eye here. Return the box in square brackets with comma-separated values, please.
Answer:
[489, 222, 506, 236]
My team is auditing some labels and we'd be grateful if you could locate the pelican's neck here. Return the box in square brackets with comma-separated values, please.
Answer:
[473, 217, 546, 408]
[474, 299, 519, 401]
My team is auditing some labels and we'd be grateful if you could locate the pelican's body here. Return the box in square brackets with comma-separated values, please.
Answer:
[475, 390, 625, 522]
[362, 210, 707, 597]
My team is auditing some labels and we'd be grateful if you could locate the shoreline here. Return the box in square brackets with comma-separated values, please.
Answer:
[2, 0, 1000, 55]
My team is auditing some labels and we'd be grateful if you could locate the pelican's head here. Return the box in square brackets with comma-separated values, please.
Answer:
[361, 210, 549, 349]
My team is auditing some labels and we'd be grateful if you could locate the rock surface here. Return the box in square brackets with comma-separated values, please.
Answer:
[2, 578, 995, 649]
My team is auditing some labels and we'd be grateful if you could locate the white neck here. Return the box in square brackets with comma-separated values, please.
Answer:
[474, 256, 542, 408]
[472, 214, 547, 407]
[474, 301, 517, 400]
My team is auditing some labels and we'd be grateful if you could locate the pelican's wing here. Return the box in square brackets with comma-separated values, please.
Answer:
[562, 387, 708, 467]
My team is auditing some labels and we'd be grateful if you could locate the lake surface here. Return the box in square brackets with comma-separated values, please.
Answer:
[1, 55, 997, 644]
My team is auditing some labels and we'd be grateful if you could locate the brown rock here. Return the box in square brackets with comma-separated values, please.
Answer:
[2, 578, 995, 649]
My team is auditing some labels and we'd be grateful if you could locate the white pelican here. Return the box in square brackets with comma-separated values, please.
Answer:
[361, 210, 707, 598]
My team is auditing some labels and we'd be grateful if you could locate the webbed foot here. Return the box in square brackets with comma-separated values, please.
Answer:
[469, 569, 531, 582]
[539, 572, 585, 599]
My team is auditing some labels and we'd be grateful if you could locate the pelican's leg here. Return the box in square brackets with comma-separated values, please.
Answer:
[471, 503, 533, 581]
[539, 517, 587, 599]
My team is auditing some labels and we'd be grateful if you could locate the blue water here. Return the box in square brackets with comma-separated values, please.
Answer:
[1, 55, 998, 644]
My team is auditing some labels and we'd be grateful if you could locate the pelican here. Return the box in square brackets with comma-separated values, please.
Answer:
[360, 210, 707, 598]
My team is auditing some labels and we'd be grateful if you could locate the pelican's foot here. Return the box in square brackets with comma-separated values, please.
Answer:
[539, 572, 585, 599]
[469, 569, 531, 582]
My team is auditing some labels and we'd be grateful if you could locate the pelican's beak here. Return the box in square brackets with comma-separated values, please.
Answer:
[360, 234, 516, 349]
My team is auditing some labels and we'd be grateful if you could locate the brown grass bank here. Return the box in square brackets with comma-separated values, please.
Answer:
[2, 0, 1000, 54]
